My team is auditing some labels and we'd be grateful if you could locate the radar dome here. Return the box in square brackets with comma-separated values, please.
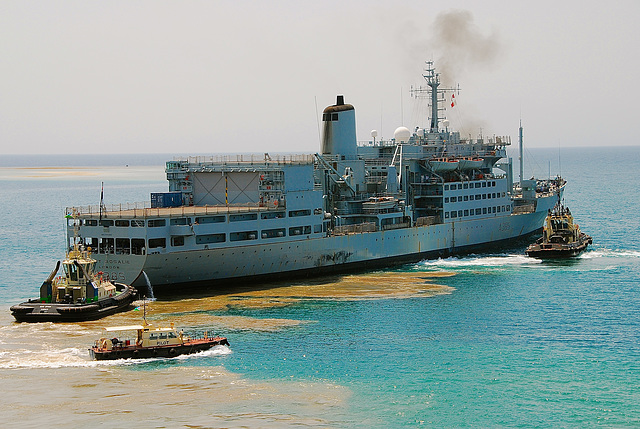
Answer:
[371, 130, 378, 138]
[417, 128, 425, 137]
[394, 126, 411, 143]
[442, 119, 450, 129]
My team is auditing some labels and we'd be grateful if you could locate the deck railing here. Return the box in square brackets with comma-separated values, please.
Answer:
[66, 202, 287, 218]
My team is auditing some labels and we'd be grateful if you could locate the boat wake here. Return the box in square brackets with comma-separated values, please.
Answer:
[412, 247, 639, 274]
[0, 344, 232, 370]
[0, 320, 231, 370]
[414, 253, 541, 272]
[0, 346, 123, 370]
[579, 248, 640, 259]
[175, 345, 232, 360]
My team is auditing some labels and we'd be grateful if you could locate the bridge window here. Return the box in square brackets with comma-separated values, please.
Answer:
[261, 211, 285, 219]
[195, 216, 225, 224]
[289, 226, 311, 236]
[230, 213, 257, 222]
[99, 238, 114, 254]
[289, 209, 311, 217]
[230, 231, 258, 241]
[148, 238, 166, 248]
[170, 218, 190, 226]
[196, 233, 225, 244]
[116, 238, 130, 254]
[261, 228, 286, 239]
[132, 239, 145, 255]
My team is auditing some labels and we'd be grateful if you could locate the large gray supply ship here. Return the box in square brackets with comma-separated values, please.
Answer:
[67, 62, 563, 291]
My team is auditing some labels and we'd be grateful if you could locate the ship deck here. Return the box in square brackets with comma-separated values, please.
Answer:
[69, 203, 282, 219]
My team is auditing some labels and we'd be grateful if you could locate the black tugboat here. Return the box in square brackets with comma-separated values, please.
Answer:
[526, 201, 592, 259]
[10, 242, 137, 323]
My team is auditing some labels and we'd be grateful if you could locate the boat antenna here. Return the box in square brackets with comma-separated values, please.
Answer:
[99, 182, 106, 221]
[558, 141, 562, 180]
[400, 86, 404, 125]
[315, 96, 321, 146]
[519, 119, 524, 185]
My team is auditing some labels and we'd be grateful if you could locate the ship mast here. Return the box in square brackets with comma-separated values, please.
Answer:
[424, 62, 441, 133]
[411, 61, 459, 133]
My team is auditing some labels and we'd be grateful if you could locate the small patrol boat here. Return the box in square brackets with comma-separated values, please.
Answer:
[526, 201, 592, 258]
[10, 242, 137, 323]
[89, 322, 229, 360]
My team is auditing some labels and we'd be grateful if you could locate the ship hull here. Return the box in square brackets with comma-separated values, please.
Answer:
[91, 199, 554, 293]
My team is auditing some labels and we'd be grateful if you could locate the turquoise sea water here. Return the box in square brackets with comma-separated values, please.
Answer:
[0, 147, 639, 427]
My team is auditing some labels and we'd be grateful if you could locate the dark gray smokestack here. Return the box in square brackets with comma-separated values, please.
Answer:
[336, 95, 345, 106]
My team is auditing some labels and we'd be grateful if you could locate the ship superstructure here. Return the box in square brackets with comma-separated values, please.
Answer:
[67, 62, 563, 291]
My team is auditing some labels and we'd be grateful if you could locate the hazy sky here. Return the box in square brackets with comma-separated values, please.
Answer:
[2, 0, 638, 155]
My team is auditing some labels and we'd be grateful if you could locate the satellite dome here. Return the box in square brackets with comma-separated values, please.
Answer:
[417, 128, 425, 137]
[394, 126, 411, 143]
[371, 130, 378, 138]
[442, 119, 450, 129]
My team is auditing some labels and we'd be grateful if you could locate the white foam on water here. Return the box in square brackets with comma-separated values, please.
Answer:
[175, 345, 232, 360]
[415, 253, 541, 271]
[580, 249, 640, 259]
[0, 343, 232, 370]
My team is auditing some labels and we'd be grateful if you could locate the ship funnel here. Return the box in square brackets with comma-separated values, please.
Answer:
[321, 95, 357, 160]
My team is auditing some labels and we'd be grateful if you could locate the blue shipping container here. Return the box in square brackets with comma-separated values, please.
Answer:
[151, 192, 183, 208]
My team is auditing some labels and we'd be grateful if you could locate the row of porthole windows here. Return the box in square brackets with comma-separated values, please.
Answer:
[445, 192, 506, 203]
[80, 224, 320, 252]
[75, 237, 147, 255]
[445, 205, 511, 219]
[78, 210, 313, 228]
[445, 181, 497, 191]
[80, 219, 147, 227]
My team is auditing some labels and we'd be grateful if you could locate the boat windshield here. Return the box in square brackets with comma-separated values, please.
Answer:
[64, 263, 79, 281]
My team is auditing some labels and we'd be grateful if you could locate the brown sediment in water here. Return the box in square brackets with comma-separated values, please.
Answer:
[7, 167, 99, 178]
[0, 365, 350, 427]
[228, 271, 456, 301]
[103, 271, 455, 330]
